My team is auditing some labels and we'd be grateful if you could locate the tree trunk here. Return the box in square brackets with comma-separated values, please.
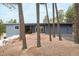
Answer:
[74, 3, 79, 43]
[0, 36, 1, 40]
[52, 3, 55, 38]
[45, 4, 52, 41]
[18, 3, 27, 49]
[36, 3, 41, 47]
[55, 3, 62, 41]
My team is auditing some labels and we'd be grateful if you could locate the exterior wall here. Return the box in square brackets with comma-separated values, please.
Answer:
[6, 24, 73, 37]
[6, 24, 20, 37]
[31, 25, 36, 33]
[45, 24, 72, 34]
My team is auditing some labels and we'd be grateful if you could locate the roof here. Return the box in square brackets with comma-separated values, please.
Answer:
[4, 23, 73, 25]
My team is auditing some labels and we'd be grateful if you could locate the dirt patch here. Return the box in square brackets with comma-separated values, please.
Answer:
[0, 33, 79, 56]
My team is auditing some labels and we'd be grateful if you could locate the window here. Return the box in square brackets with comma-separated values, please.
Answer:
[40, 26, 44, 32]
[15, 26, 19, 29]
[35, 26, 44, 32]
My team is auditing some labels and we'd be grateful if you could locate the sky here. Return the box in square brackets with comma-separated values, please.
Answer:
[0, 3, 72, 23]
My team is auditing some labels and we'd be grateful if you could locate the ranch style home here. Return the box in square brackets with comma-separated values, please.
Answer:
[5, 23, 73, 37]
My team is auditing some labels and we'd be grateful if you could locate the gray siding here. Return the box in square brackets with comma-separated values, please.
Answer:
[45, 25, 72, 34]
[6, 24, 20, 37]
[6, 24, 73, 37]
[31, 25, 36, 33]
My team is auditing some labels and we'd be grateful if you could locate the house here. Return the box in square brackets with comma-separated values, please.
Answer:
[5, 23, 73, 37]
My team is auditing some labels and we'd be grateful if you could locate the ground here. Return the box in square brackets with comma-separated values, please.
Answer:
[0, 33, 79, 56]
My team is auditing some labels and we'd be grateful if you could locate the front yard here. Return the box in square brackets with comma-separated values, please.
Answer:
[0, 33, 79, 56]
